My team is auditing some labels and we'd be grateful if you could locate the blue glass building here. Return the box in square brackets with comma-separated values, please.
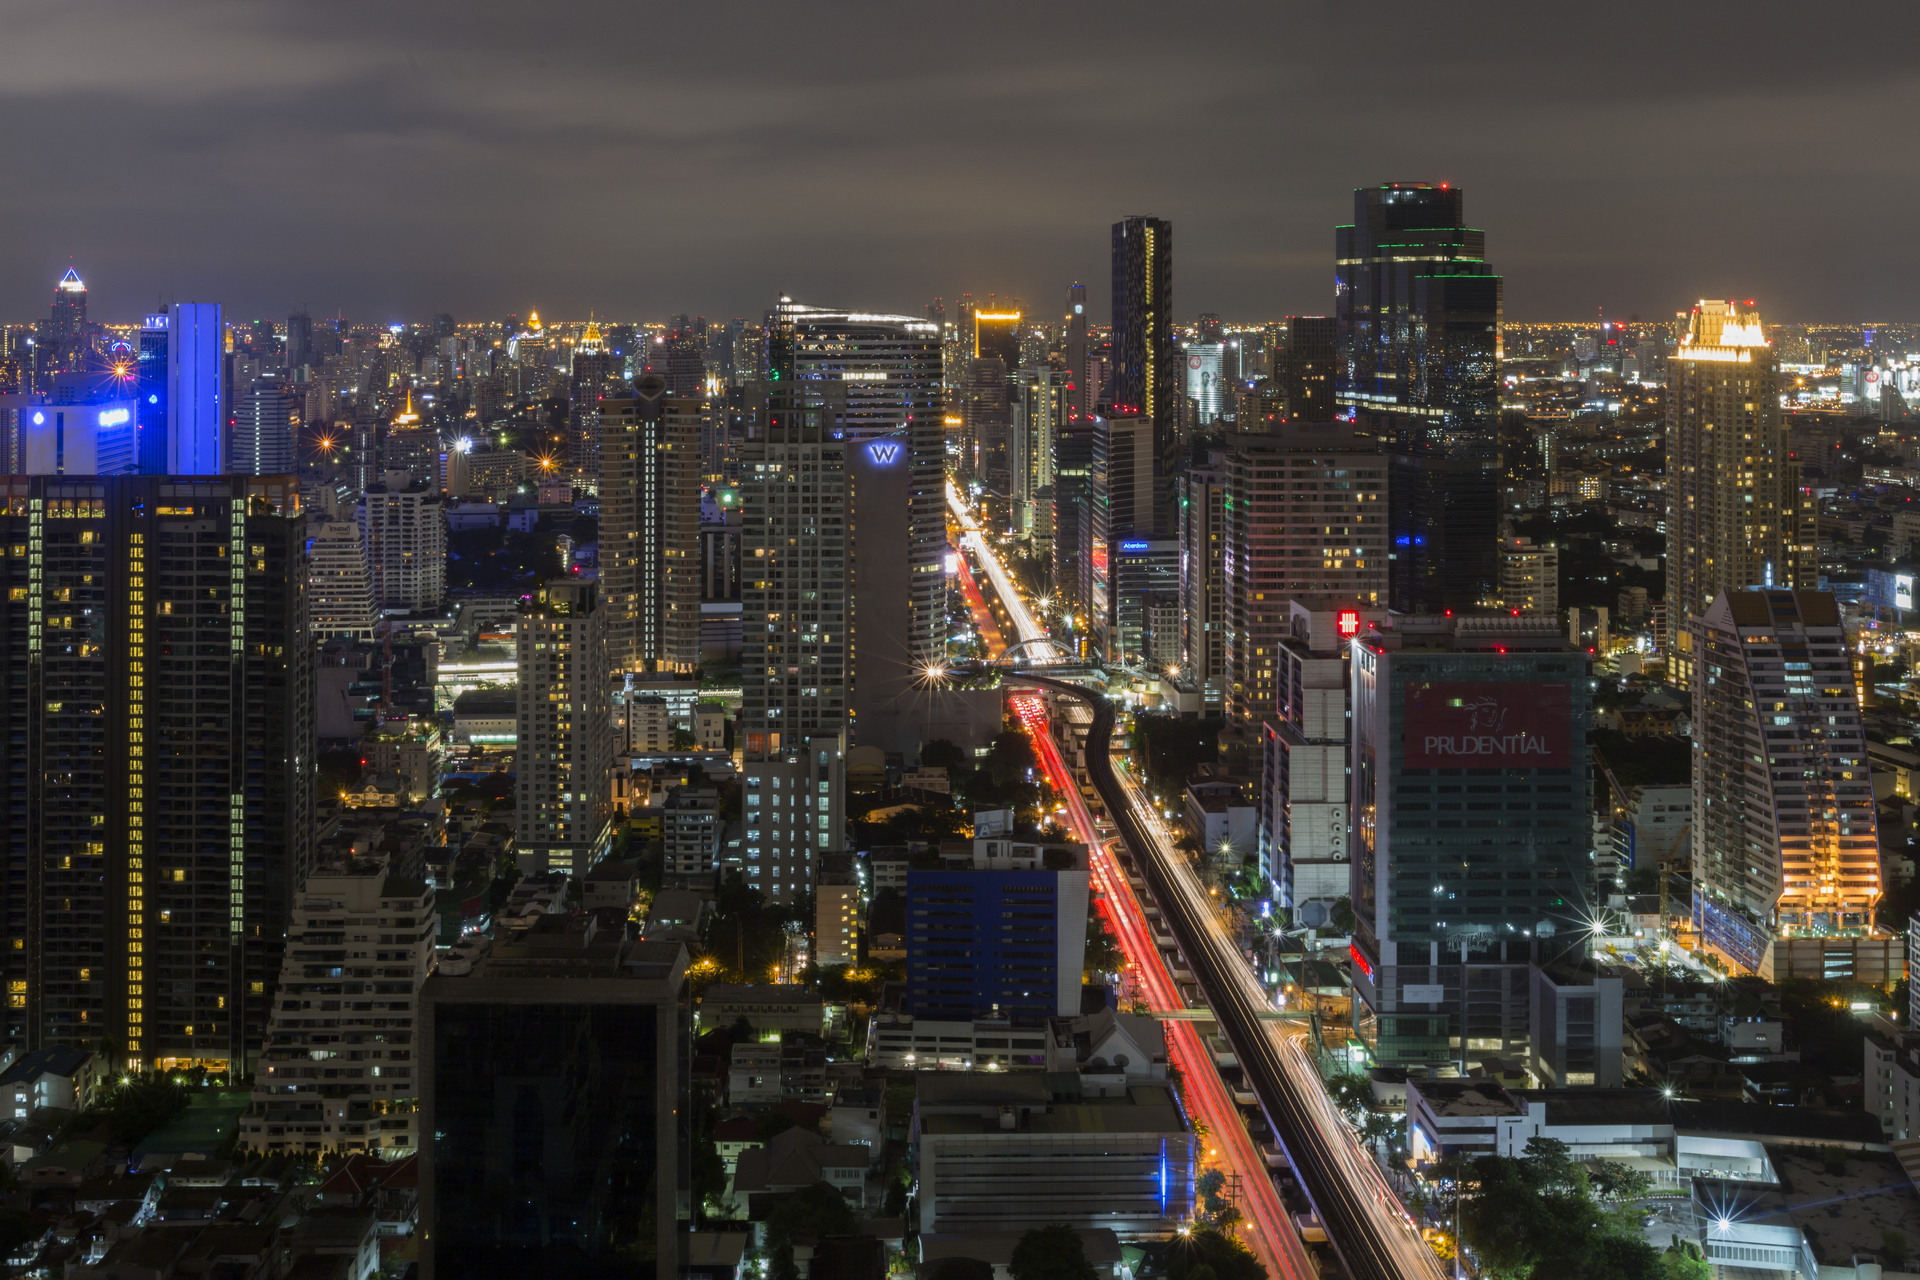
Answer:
[905, 855, 1088, 1023]
[166, 302, 224, 475]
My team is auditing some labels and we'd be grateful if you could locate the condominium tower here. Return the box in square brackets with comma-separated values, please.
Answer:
[0, 475, 313, 1074]
[599, 375, 702, 674]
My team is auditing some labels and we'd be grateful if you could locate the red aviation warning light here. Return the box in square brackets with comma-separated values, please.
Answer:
[1337, 609, 1360, 637]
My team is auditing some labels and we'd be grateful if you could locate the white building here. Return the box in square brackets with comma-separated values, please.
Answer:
[664, 786, 720, 879]
[308, 520, 378, 641]
[238, 858, 434, 1155]
[814, 874, 860, 967]
[361, 472, 447, 613]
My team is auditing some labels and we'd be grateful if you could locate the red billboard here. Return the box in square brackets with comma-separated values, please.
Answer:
[1403, 681, 1571, 769]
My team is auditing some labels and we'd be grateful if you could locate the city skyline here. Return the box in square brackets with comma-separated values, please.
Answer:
[5, 2, 1919, 322]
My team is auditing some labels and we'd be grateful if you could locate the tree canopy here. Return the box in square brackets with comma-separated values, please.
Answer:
[1010, 1224, 1098, 1280]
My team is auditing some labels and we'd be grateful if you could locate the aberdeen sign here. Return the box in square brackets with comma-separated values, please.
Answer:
[1403, 681, 1570, 769]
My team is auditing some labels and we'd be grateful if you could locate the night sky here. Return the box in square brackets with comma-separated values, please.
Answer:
[5, 1, 1915, 325]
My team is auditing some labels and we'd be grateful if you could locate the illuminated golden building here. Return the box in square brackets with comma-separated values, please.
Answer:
[1690, 589, 1880, 975]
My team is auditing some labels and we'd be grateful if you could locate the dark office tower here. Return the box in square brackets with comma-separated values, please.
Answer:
[600, 376, 702, 675]
[0, 475, 312, 1074]
[1180, 452, 1229, 715]
[1065, 283, 1090, 419]
[1111, 216, 1176, 533]
[1088, 413, 1166, 664]
[431, 312, 455, 341]
[1198, 312, 1222, 343]
[926, 297, 946, 328]
[959, 357, 1011, 503]
[1051, 418, 1096, 616]
[974, 307, 1022, 371]
[1280, 316, 1337, 422]
[286, 312, 313, 371]
[421, 936, 689, 1279]
[1335, 183, 1502, 612]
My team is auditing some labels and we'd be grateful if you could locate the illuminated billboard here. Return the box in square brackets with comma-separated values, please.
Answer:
[1403, 680, 1571, 769]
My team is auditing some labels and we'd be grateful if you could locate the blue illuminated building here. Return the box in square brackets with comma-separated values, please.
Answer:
[136, 313, 169, 474]
[166, 302, 224, 474]
[905, 841, 1088, 1023]
[22, 400, 138, 475]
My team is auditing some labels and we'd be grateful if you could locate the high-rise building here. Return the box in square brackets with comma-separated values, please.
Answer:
[1690, 589, 1880, 976]
[1111, 216, 1175, 531]
[1179, 451, 1229, 714]
[780, 302, 945, 670]
[285, 312, 313, 371]
[1350, 614, 1592, 1067]
[1258, 600, 1376, 911]
[599, 376, 701, 675]
[1010, 368, 1064, 539]
[421, 935, 689, 1279]
[136, 313, 170, 475]
[647, 318, 708, 397]
[958, 357, 1012, 501]
[361, 473, 446, 612]
[1335, 183, 1502, 612]
[974, 308, 1022, 371]
[1051, 418, 1096, 619]
[1087, 413, 1157, 662]
[1278, 315, 1337, 421]
[1665, 301, 1808, 626]
[1183, 341, 1226, 425]
[1065, 283, 1090, 419]
[0, 475, 313, 1073]
[738, 306, 853, 902]
[239, 857, 433, 1155]
[515, 580, 613, 877]
[43, 269, 91, 380]
[1222, 424, 1387, 729]
[167, 303, 225, 475]
[232, 376, 294, 476]
[308, 520, 378, 641]
[1498, 537, 1559, 616]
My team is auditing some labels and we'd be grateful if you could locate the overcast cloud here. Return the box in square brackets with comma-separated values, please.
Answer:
[2, 0, 1915, 325]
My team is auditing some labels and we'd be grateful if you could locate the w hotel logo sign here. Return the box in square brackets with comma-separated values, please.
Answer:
[867, 440, 902, 465]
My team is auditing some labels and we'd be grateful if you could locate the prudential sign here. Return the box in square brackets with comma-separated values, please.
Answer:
[1403, 681, 1570, 769]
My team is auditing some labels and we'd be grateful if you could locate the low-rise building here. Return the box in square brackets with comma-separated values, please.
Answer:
[665, 786, 721, 880]
[731, 1126, 869, 1209]
[701, 985, 825, 1034]
[1184, 779, 1257, 866]
[0, 1046, 105, 1121]
[816, 873, 860, 968]
[913, 1073, 1193, 1238]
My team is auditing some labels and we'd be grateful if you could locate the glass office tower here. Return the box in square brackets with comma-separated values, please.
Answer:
[1335, 184, 1502, 613]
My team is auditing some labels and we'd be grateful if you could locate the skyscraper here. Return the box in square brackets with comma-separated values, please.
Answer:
[361, 474, 446, 612]
[421, 936, 689, 1278]
[599, 376, 701, 675]
[285, 312, 314, 371]
[231, 376, 294, 476]
[47, 268, 90, 376]
[1221, 424, 1388, 729]
[974, 308, 1022, 371]
[1051, 418, 1096, 619]
[1087, 413, 1163, 664]
[1179, 450, 1229, 714]
[1011, 368, 1065, 540]
[1350, 615, 1592, 1067]
[781, 301, 945, 670]
[1279, 315, 1337, 421]
[1065, 282, 1090, 419]
[736, 304, 861, 902]
[167, 302, 225, 475]
[0, 475, 313, 1073]
[1335, 183, 1502, 612]
[1665, 300, 1806, 625]
[136, 313, 170, 474]
[1111, 216, 1175, 532]
[515, 580, 614, 876]
[308, 519, 378, 641]
[1690, 589, 1879, 976]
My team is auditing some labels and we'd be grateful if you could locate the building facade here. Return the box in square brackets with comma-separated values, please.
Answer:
[240, 858, 434, 1155]
[1350, 615, 1592, 1067]
[599, 376, 702, 675]
[361, 474, 446, 613]
[1690, 589, 1879, 975]
[1222, 424, 1387, 729]
[515, 580, 614, 876]
[0, 475, 313, 1074]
